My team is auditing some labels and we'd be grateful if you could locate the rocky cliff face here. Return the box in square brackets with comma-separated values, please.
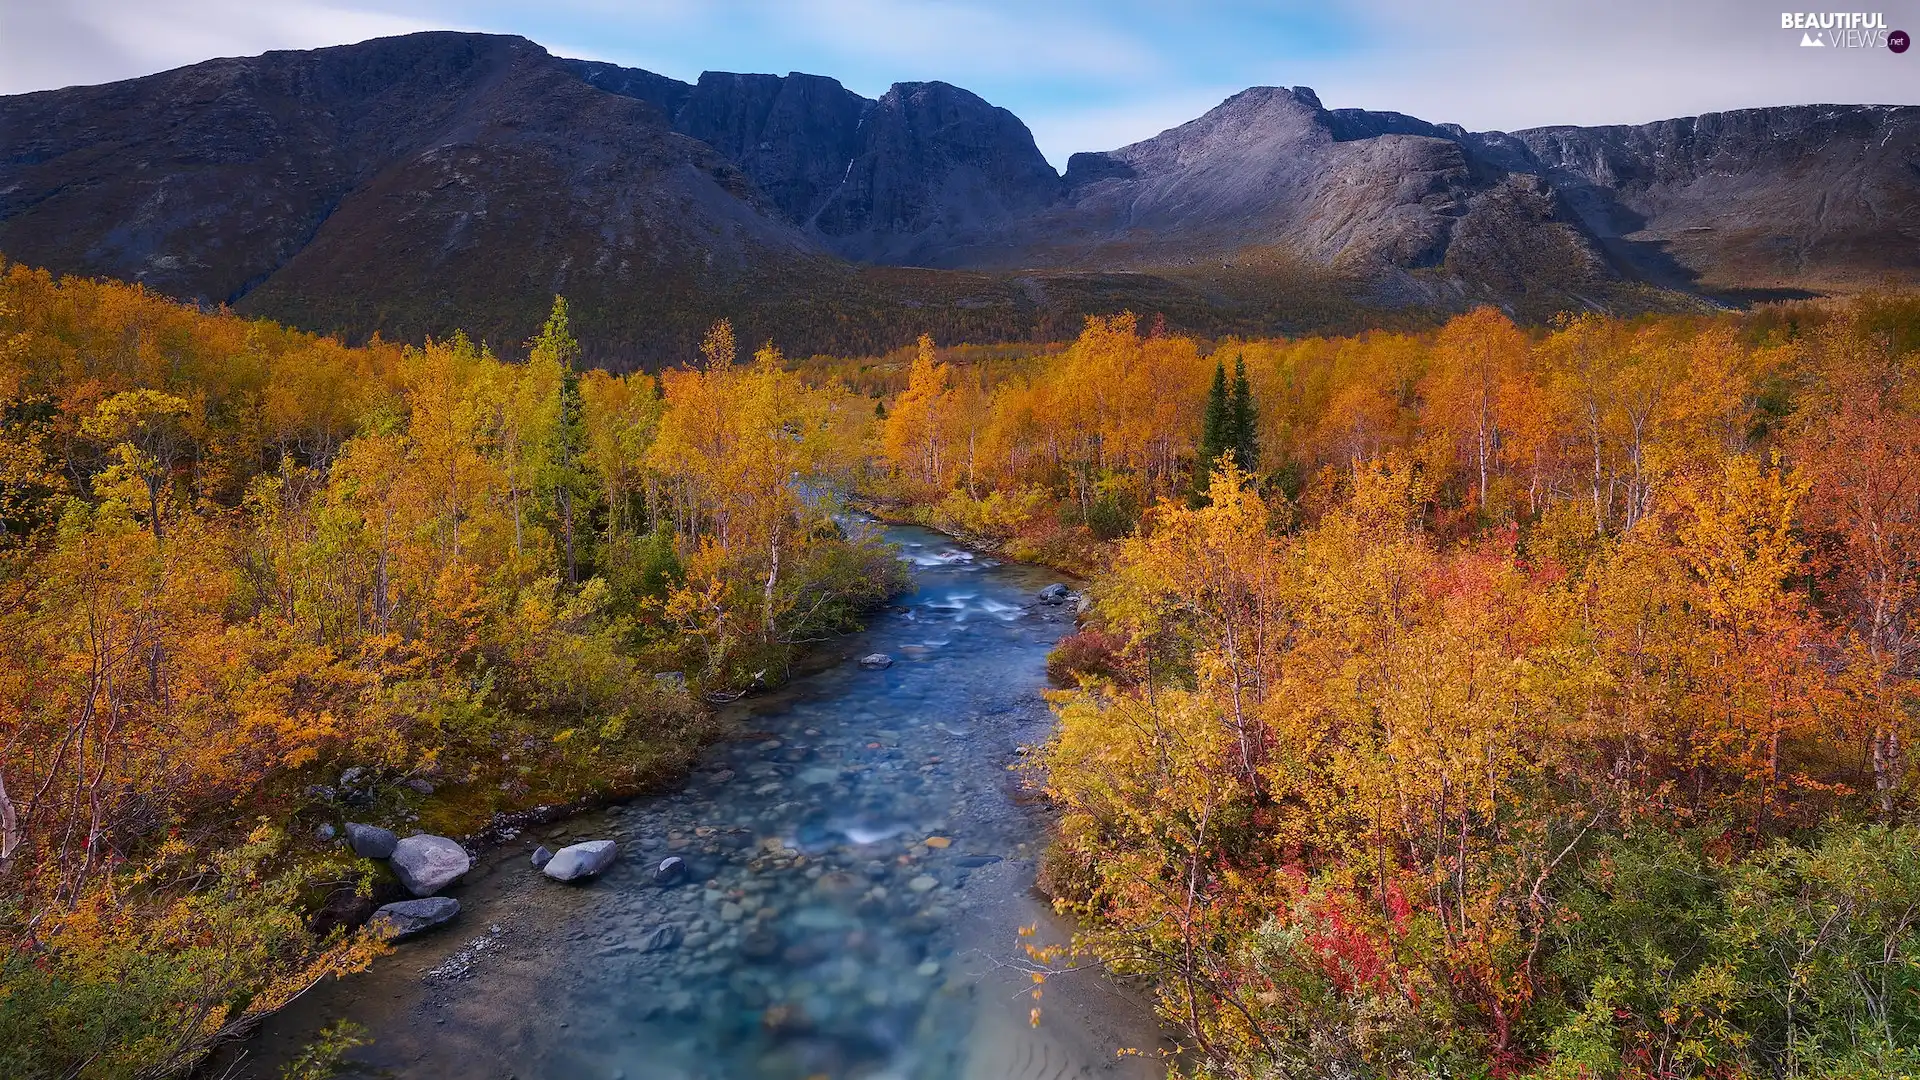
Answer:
[1016, 85, 1612, 306]
[1, 30, 1914, 360]
[572, 64, 1061, 264]
[810, 81, 1060, 264]
[1048, 86, 1491, 270]
[1015, 87, 1916, 300]
[1490, 105, 1920, 290]
[0, 31, 560, 307]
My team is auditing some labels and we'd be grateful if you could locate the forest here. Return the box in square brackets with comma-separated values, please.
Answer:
[4, 249, 1920, 1079]
[0, 258, 901, 1077]
[865, 299, 1920, 1078]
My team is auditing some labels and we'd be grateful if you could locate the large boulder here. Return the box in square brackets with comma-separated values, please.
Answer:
[344, 822, 398, 859]
[858, 653, 893, 669]
[1038, 583, 1070, 604]
[543, 840, 618, 882]
[388, 834, 470, 896]
[367, 896, 460, 940]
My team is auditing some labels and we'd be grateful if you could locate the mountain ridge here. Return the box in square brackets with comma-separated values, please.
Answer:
[2, 30, 1914, 362]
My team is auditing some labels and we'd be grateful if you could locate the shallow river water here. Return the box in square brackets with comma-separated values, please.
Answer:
[236, 524, 1171, 1080]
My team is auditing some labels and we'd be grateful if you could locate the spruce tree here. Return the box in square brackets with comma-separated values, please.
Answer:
[1193, 359, 1230, 503]
[1228, 353, 1259, 476]
[530, 296, 589, 584]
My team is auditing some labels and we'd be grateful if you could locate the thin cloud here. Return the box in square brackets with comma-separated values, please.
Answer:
[769, 0, 1164, 83]
[0, 0, 438, 94]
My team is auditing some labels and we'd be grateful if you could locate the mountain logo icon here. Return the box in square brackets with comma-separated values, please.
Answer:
[1801, 31, 1825, 46]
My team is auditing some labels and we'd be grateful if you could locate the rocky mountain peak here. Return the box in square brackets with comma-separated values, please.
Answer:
[807, 79, 1059, 263]
[1, 30, 1913, 360]
[671, 70, 870, 224]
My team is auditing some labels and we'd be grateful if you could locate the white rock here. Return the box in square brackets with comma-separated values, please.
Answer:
[388, 834, 470, 896]
[542, 839, 618, 882]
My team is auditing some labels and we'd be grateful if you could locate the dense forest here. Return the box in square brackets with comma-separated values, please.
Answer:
[859, 299, 1920, 1078]
[0, 258, 901, 1077]
[4, 251, 1920, 1079]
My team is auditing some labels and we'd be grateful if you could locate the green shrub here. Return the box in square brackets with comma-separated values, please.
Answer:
[1538, 825, 1920, 1079]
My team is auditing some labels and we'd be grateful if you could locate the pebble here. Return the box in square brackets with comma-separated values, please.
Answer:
[641, 925, 683, 953]
[907, 875, 938, 893]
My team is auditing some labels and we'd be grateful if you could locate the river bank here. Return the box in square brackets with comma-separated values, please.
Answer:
[222, 523, 1171, 1080]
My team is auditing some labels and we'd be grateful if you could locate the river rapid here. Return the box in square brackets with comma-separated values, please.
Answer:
[234, 523, 1171, 1080]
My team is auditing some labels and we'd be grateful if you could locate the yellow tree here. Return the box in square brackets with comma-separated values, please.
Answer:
[651, 336, 865, 646]
[80, 389, 192, 539]
[882, 334, 953, 493]
[1791, 316, 1920, 815]
[1424, 307, 1528, 513]
[1107, 461, 1286, 786]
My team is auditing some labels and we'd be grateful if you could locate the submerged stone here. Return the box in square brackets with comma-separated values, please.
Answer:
[543, 840, 618, 882]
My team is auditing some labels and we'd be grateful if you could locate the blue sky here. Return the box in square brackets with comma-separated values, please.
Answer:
[4, 1, 1916, 168]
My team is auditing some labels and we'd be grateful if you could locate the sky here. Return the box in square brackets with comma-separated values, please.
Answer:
[2, 0, 1916, 168]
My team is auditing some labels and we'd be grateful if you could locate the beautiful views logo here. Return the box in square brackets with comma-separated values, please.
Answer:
[1780, 11, 1907, 49]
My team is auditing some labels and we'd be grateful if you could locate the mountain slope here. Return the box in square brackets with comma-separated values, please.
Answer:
[0, 33, 843, 360]
[564, 62, 1062, 264]
[534, 51, 1920, 307]
[1493, 106, 1920, 293]
[1, 30, 1914, 362]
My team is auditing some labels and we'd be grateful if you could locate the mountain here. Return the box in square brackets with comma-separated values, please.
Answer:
[1023, 85, 1616, 307]
[2, 30, 1915, 363]
[0, 32, 854, 361]
[1488, 107, 1920, 296]
[563, 62, 1062, 264]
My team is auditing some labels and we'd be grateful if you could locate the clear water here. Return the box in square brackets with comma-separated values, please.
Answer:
[236, 524, 1169, 1080]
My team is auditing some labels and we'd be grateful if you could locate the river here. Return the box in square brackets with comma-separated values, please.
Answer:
[233, 523, 1172, 1080]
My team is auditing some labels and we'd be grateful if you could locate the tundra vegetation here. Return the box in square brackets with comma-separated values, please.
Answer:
[3, 253, 1919, 1078]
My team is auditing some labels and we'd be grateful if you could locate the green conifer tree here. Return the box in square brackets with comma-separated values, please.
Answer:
[530, 296, 590, 584]
[1228, 353, 1259, 476]
[1193, 359, 1230, 504]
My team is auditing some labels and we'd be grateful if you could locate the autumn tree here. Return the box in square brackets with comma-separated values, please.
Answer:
[1424, 306, 1526, 514]
[882, 334, 954, 494]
